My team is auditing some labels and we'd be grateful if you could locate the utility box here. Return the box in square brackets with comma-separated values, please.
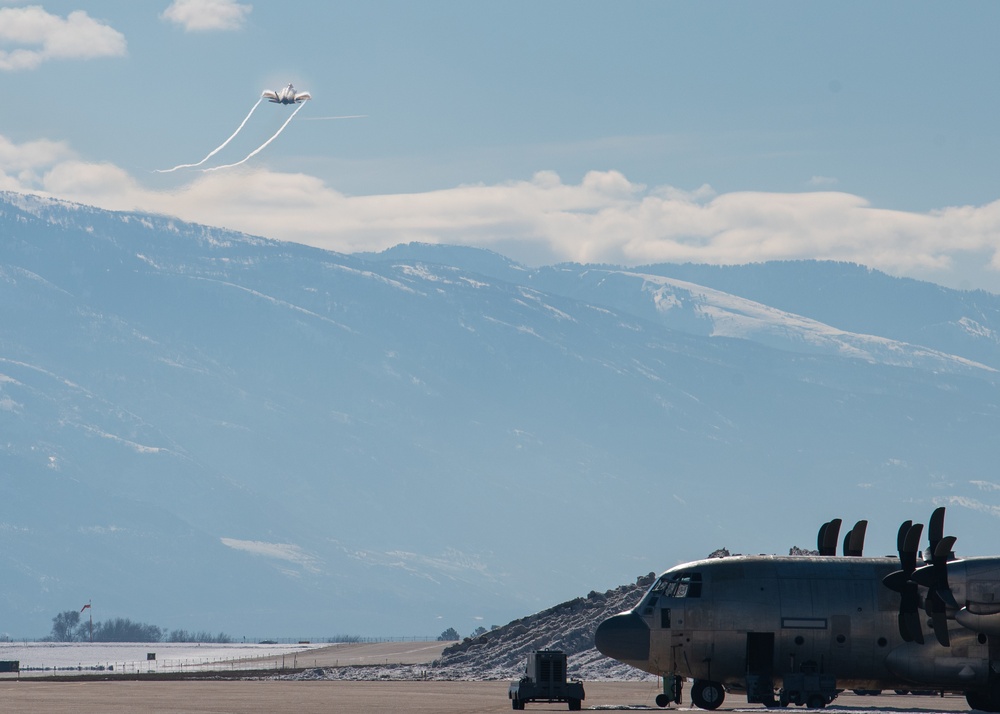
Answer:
[509, 650, 585, 711]
[0, 661, 19, 673]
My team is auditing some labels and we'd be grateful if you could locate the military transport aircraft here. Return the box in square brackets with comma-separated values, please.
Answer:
[595, 508, 1000, 711]
[262, 83, 312, 104]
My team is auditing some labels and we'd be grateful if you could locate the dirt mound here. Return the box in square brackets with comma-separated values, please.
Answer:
[435, 573, 656, 681]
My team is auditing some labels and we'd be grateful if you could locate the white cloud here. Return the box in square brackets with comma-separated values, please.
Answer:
[0, 7, 126, 71]
[161, 0, 252, 32]
[5, 131, 1000, 292]
[937, 496, 1000, 519]
[0, 135, 74, 189]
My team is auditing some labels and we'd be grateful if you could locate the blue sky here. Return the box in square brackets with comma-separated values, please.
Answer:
[3, 1, 1000, 291]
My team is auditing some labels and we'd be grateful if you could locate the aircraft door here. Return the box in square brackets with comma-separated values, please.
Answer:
[651, 600, 685, 674]
[746, 632, 776, 704]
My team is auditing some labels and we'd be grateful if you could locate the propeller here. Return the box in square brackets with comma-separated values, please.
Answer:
[817, 519, 842, 556]
[842, 520, 868, 557]
[912, 533, 959, 646]
[881, 507, 958, 647]
[882, 520, 925, 644]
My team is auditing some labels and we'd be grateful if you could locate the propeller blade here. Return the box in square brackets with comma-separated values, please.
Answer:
[901, 601, 925, 644]
[902, 523, 924, 573]
[819, 518, 841, 556]
[936, 535, 957, 561]
[911, 564, 936, 588]
[896, 520, 913, 553]
[934, 536, 959, 609]
[883, 570, 908, 592]
[844, 520, 867, 557]
[929, 592, 951, 647]
[928, 506, 946, 559]
[883, 520, 925, 644]
[916, 512, 957, 647]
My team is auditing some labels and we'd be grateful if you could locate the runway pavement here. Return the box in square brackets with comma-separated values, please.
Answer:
[0, 680, 977, 714]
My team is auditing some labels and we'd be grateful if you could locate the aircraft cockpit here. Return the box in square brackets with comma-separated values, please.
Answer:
[642, 571, 702, 615]
[651, 572, 702, 598]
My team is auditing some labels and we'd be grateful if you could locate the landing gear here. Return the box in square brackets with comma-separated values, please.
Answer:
[691, 680, 726, 710]
[806, 693, 826, 709]
[967, 690, 1000, 712]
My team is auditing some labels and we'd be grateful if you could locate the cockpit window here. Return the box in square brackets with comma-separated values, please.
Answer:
[650, 572, 702, 598]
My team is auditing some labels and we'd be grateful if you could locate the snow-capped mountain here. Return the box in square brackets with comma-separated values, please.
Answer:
[3, 192, 1000, 639]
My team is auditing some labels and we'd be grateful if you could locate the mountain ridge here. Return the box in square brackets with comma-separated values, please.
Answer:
[2, 191, 1000, 638]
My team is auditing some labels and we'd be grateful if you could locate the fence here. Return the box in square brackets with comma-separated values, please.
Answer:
[17, 653, 308, 675]
[2, 636, 437, 645]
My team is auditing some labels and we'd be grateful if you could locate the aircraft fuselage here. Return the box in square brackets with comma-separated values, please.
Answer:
[596, 554, 1000, 696]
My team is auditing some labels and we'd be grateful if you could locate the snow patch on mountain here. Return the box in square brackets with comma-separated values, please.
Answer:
[221, 538, 321, 574]
[633, 272, 995, 374]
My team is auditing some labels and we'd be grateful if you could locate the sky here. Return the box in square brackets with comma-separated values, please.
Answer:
[2, 1, 1000, 291]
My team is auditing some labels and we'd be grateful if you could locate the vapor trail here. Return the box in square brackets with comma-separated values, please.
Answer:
[155, 97, 264, 173]
[203, 101, 307, 172]
[300, 114, 368, 121]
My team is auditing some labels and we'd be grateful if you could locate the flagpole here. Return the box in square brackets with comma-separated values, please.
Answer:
[81, 601, 92, 643]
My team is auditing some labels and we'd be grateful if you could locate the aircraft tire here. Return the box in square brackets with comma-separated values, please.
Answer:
[806, 694, 826, 709]
[966, 691, 1000, 712]
[655, 693, 670, 708]
[568, 698, 582, 711]
[691, 680, 725, 710]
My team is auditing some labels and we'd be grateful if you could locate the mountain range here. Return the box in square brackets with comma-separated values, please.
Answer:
[2, 191, 1000, 639]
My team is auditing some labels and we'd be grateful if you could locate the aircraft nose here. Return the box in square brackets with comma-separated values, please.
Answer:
[594, 610, 650, 663]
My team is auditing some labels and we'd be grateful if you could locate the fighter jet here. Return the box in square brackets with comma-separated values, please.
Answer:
[595, 507, 1000, 712]
[262, 83, 312, 105]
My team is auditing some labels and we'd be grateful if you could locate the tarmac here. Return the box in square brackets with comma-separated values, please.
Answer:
[0, 641, 980, 713]
[0, 680, 978, 714]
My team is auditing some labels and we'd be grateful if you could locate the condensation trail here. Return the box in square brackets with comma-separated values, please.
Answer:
[203, 101, 307, 172]
[300, 114, 368, 121]
[155, 97, 264, 173]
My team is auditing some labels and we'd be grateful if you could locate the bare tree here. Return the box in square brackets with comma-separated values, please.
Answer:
[49, 610, 81, 642]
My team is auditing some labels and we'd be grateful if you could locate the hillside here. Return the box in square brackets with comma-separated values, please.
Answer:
[436, 574, 654, 681]
[286, 574, 656, 682]
[2, 191, 1000, 638]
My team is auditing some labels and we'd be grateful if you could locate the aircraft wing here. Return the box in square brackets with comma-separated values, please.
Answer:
[261, 90, 279, 101]
[294, 91, 312, 102]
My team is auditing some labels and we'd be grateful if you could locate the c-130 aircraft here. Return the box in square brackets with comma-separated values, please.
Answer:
[595, 508, 1000, 711]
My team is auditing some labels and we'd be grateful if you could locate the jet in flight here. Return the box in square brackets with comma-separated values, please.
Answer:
[262, 83, 312, 105]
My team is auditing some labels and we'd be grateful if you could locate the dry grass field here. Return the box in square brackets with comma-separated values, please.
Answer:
[281, 640, 450, 667]
[215, 640, 451, 670]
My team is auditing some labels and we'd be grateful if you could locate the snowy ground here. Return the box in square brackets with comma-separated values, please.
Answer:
[0, 641, 323, 674]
